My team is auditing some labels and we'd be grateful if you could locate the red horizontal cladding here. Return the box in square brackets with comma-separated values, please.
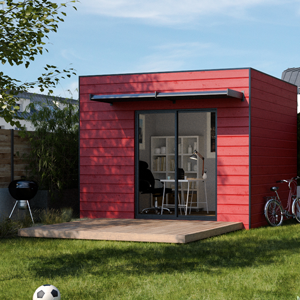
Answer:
[218, 146, 249, 156]
[251, 173, 296, 185]
[81, 129, 134, 139]
[218, 204, 249, 214]
[217, 185, 249, 195]
[80, 210, 134, 219]
[218, 117, 249, 128]
[81, 138, 134, 149]
[250, 214, 268, 229]
[251, 202, 267, 215]
[80, 110, 134, 121]
[217, 156, 249, 166]
[81, 101, 137, 113]
[251, 136, 296, 150]
[217, 166, 249, 176]
[251, 116, 296, 133]
[251, 127, 296, 142]
[252, 165, 296, 177]
[80, 156, 134, 166]
[217, 175, 249, 185]
[80, 78, 250, 95]
[81, 183, 134, 194]
[80, 146, 134, 159]
[251, 147, 297, 158]
[251, 89, 296, 113]
[81, 174, 134, 185]
[80, 192, 134, 203]
[218, 127, 249, 135]
[81, 120, 134, 130]
[81, 147, 134, 158]
[251, 69, 296, 94]
[81, 156, 133, 167]
[80, 165, 134, 175]
[251, 108, 296, 125]
[251, 183, 290, 198]
[251, 79, 297, 103]
[217, 107, 249, 118]
[80, 69, 249, 89]
[218, 136, 249, 147]
[217, 213, 248, 229]
[252, 156, 296, 167]
[80, 69, 250, 85]
[251, 98, 295, 117]
[218, 195, 249, 205]
[81, 201, 134, 212]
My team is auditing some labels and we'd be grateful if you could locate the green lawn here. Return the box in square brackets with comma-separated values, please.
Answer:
[1, 220, 300, 300]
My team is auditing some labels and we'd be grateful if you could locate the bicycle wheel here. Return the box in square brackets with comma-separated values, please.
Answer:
[264, 199, 283, 226]
[292, 198, 300, 223]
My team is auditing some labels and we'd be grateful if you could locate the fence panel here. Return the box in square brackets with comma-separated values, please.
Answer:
[0, 129, 31, 188]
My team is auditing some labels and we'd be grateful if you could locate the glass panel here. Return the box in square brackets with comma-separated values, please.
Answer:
[178, 112, 216, 217]
[138, 112, 175, 216]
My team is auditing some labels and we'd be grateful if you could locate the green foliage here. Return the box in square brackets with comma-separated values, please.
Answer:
[0, 0, 78, 127]
[39, 207, 73, 224]
[18, 97, 78, 198]
[0, 216, 32, 238]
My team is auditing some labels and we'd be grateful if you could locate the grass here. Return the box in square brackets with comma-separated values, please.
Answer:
[1, 219, 300, 299]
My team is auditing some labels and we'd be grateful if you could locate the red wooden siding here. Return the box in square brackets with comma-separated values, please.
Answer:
[250, 69, 297, 228]
[80, 69, 251, 227]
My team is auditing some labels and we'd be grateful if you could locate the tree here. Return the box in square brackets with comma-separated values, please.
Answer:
[18, 97, 79, 200]
[0, 0, 77, 127]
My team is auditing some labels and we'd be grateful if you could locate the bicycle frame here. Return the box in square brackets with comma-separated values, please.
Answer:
[270, 188, 294, 218]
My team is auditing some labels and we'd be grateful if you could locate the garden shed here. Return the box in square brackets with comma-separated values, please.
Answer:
[79, 68, 297, 229]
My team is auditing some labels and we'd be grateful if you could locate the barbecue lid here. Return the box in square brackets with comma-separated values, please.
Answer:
[8, 180, 38, 200]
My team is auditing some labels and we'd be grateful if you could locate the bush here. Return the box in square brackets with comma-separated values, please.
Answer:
[18, 97, 79, 206]
[39, 208, 73, 225]
[0, 216, 33, 238]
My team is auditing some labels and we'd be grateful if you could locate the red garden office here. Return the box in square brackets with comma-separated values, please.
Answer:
[79, 68, 297, 229]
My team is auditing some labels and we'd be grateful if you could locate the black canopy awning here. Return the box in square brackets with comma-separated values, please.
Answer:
[90, 89, 244, 104]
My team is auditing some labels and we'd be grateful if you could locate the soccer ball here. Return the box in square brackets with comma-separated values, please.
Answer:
[33, 284, 61, 300]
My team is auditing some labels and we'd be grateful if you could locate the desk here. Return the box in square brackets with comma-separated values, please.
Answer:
[160, 178, 208, 215]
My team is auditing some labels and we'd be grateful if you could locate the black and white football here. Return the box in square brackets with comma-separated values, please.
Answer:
[33, 284, 61, 300]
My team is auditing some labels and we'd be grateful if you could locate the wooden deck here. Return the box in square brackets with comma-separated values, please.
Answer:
[18, 219, 244, 244]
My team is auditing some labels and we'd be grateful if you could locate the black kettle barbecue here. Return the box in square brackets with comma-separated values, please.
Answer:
[8, 179, 38, 223]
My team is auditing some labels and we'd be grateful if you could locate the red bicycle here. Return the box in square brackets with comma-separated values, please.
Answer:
[264, 176, 300, 226]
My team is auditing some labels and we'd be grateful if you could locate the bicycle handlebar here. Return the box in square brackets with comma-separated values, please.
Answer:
[276, 176, 300, 183]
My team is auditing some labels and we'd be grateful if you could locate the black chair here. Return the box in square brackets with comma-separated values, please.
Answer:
[139, 161, 172, 214]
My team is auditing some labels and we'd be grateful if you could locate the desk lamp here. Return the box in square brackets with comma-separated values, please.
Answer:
[190, 150, 207, 179]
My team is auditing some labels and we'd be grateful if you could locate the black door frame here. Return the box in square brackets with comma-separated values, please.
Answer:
[135, 109, 217, 220]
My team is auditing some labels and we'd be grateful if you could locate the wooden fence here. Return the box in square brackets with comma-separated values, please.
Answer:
[0, 129, 31, 188]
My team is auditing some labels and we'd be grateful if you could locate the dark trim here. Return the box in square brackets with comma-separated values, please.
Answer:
[11, 129, 14, 182]
[135, 109, 217, 221]
[78, 77, 81, 218]
[175, 111, 178, 218]
[134, 111, 139, 219]
[248, 69, 252, 229]
[90, 89, 244, 104]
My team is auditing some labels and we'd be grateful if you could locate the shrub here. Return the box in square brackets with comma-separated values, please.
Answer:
[39, 208, 73, 225]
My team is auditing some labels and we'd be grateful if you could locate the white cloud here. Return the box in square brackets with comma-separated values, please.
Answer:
[132, 42, 214, 72]
[81, 0, 286, 24]
[61, 49, 87, 62]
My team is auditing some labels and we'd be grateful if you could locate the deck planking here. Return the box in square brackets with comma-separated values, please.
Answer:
[18, 218, 244, 244]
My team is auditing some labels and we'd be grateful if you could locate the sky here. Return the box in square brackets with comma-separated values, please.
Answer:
[3, 0, 300, 100]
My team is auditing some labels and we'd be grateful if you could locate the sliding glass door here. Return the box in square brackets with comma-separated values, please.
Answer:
[136, 110, 216, 219]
